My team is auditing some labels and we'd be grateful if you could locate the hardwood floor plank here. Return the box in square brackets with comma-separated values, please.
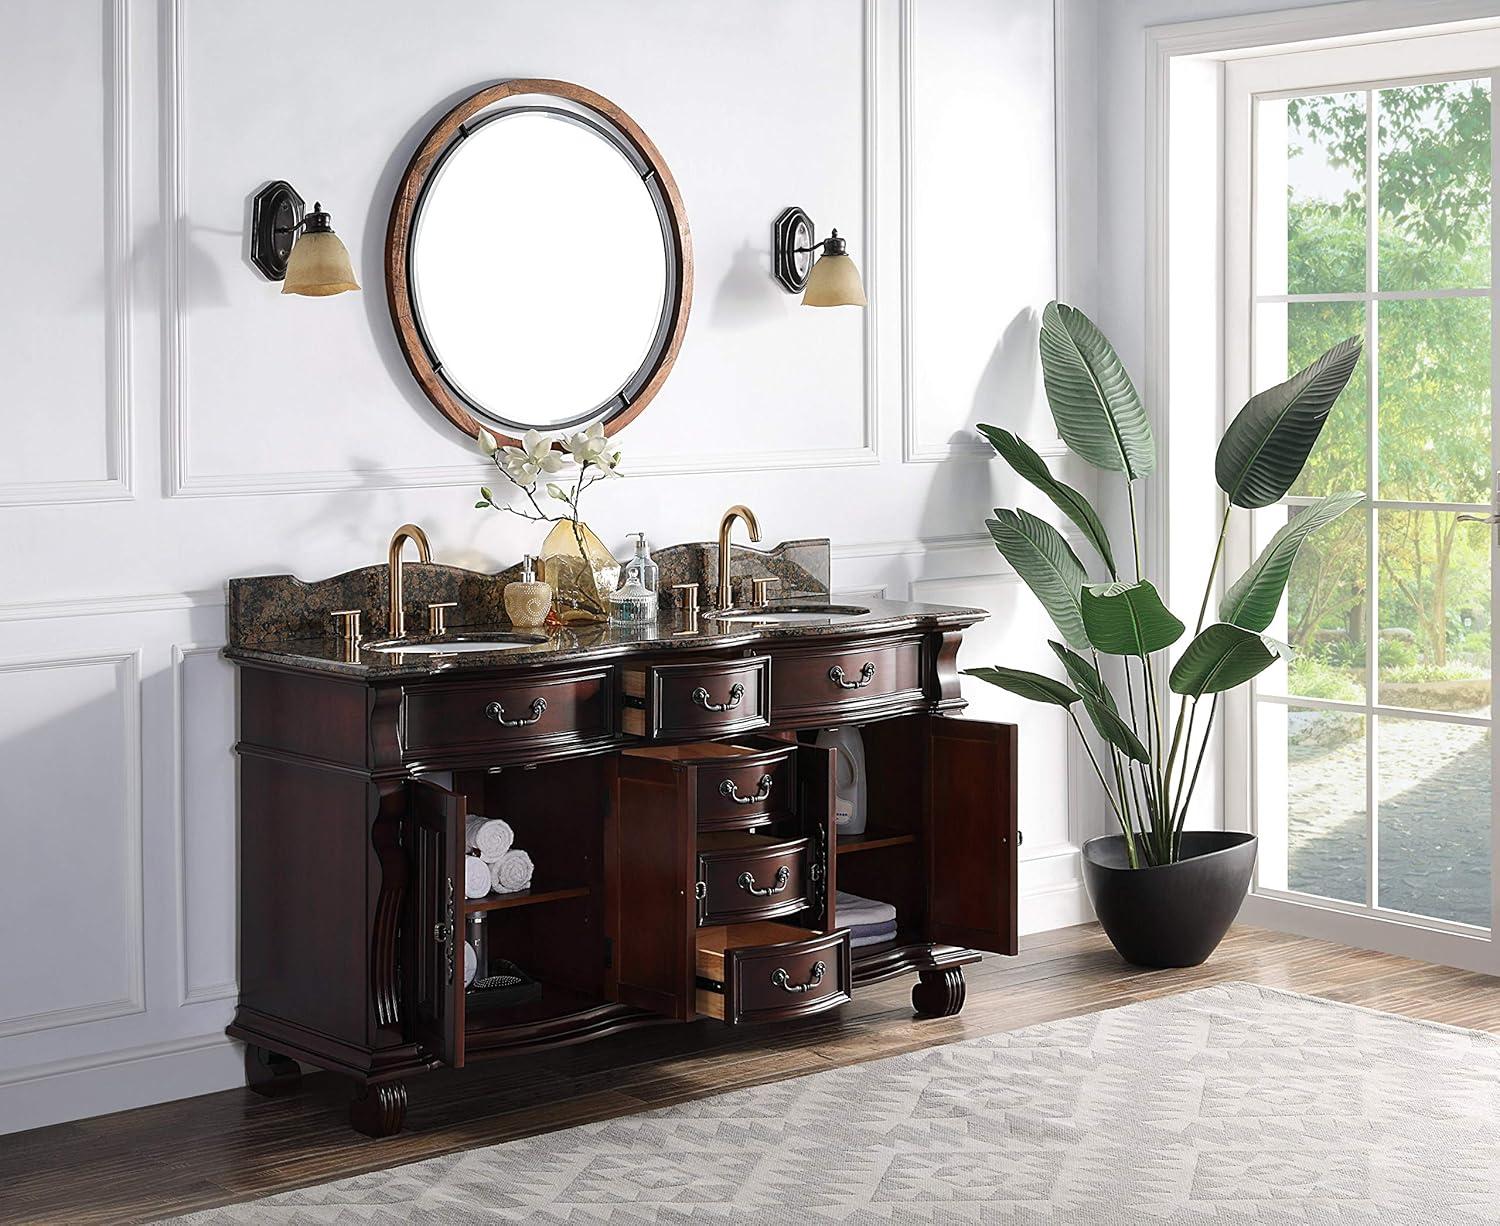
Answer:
[3, 922, 1499, 1225]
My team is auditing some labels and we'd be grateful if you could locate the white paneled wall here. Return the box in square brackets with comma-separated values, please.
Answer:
[0, 0, 1090, 1133]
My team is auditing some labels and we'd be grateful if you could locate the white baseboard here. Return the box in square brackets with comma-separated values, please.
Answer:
[0, 1033, 245, 1136]
[1020, 878, 1093, 935]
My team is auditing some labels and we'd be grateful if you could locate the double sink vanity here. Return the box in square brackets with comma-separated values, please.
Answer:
[225, 524, 1018, 1136]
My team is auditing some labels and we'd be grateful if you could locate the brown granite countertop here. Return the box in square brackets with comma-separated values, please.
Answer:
[223, 597, 986, 680]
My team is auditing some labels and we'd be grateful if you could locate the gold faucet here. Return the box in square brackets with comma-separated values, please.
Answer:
[717, 505, 761, 610]
[387, 523, 432, 638]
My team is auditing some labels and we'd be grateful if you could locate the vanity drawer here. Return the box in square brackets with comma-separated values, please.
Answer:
[697, 833, 811, 926]
[770, 637, 924, 724]
[621, 737, 797, 832]
[402, 667, 613, 760]
[620, 654, 770, 741]
[695, 922, 850, 1024]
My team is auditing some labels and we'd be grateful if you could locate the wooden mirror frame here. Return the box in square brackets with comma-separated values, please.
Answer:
[386, 79, 693, 447]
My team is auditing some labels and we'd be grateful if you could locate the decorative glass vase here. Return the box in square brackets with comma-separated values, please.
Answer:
[539, 519, 619, 624]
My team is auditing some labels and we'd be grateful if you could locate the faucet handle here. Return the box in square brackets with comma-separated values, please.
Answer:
[751, 576, 780, 607]
[330, 609, 363, 642]
[672, 582, 700, 614]
[427, 601, 458, 636]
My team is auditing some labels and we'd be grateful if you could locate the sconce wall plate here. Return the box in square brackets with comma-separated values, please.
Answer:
[772, 205, 814, 293]
[251, 180, 305, 280]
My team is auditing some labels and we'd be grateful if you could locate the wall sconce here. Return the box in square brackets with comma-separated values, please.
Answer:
[771, 206, 866, 307]
[250, 180, 360, 297]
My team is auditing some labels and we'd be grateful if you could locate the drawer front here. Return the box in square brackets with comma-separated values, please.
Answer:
[698, 837, 810, 925]
[692, 744, 796, 830]
[697, 927, 850, 1025]
[770, 638, 923, 724]
[622, 655, 771, 741]
[402, 668, 613, 760]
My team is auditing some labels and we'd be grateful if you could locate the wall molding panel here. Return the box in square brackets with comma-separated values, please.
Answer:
[164, 0, 881, 498]
[0, 651, 145, 1038]
[1, 0, 134, 507]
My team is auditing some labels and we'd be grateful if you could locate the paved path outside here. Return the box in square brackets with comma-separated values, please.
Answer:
[1286, 709, 1491, 926]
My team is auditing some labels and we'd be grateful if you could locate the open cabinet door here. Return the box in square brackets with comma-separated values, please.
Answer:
[609, 755, 696, 1019]
[926, 717, 1018, 954]
[411, 778, 466, 1067]
[797, 741, 837, 932]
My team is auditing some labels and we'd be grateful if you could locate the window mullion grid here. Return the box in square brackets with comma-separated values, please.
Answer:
[1365, 86, 1381, 913]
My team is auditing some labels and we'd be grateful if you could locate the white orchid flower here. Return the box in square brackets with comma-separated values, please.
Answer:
[476, 427, 499, 457]
[564, 421, 610, 464]
[499, 430, 564, 486]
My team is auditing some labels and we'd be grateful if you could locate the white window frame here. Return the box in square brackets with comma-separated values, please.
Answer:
[1147, 2, 1500, 974]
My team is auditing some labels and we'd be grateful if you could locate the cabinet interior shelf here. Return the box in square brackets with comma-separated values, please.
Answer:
[463, 883, 591, 913]
[836, 828, 917, 855]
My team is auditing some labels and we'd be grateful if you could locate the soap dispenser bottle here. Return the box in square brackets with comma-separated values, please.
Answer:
[609, 532, 659, 625]
[504, 554, 553, 629]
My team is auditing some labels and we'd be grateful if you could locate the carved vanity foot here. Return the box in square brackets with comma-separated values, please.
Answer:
[244, 1044, 301, 1097]
[349, 1080, 407, 1137]
[911, 967, 967, 1018]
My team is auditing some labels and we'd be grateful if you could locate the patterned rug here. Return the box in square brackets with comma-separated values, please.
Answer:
[177, 983, 1500, 1223]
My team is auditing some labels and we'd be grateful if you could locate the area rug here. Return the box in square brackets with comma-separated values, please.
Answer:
[177, 983, 1500, 1223]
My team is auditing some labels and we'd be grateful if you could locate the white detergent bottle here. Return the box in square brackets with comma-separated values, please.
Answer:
[815, 727, 867, 836]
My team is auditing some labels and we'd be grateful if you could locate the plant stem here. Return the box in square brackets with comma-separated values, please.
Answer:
[1126, 478, 1143, 583]
[1194, 502, 1233, 635]
[1175, 693, 1221, 840]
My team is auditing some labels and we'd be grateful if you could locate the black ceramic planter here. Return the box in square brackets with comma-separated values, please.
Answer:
[1081, 831, 1258, 968]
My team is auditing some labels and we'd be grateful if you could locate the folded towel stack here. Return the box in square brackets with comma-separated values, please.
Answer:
[464, 815, 537, 896]
[463, 940, 477, 987]
[836, 890, 899, 949]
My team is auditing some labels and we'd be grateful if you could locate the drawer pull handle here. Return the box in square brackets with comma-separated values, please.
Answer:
[771, 960, 827, 994]
[484, 697, 547, 727]
[738, 865, 791, 896]
[691, 682, 745, 712]
[828, 662, 876, 690]
[720, 773, 773, 805]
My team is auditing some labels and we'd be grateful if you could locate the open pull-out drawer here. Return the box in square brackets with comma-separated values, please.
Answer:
[695, 922, 850, 1025]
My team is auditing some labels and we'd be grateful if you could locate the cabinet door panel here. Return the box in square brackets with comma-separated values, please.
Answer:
[609, 757, 696, 1019]
[411, 779, 466, 1067]
[797, 741, 837, 931]
[926, 717, 1017, 954]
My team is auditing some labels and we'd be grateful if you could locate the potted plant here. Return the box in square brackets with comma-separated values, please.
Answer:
[474, 423, 624, 623]
[970, 301, 1363, 967]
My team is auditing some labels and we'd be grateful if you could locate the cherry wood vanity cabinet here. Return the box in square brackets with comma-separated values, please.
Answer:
[224, 588, 1017, 1136]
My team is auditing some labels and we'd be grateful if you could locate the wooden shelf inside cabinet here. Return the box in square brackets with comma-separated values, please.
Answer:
[836, 828, 917, 855]
[463, 883, 591, 914]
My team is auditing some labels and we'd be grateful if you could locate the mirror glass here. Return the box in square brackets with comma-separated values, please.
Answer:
[406, 103, 676, 433]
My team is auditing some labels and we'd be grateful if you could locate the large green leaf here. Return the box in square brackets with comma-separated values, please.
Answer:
[963, 666, 1080, 707]
[1169, 623, 1293, 696]
[988, 509, 1090, 649]
[1080, 581, 1185, 656]
[978, 424, 1117, 576]
[1048, 641, 1118, 713]
[1038, 301, 1156, 479]
[1081, 690, 1151, 762]
[1219, 491, 1364, 631]
[1215, 336, 1362, 508]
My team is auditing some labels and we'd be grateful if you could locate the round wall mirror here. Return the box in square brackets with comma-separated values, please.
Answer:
[386, 80, 692, 444]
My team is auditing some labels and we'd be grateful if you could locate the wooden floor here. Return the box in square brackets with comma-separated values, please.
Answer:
[6, 922, 1500, 1224]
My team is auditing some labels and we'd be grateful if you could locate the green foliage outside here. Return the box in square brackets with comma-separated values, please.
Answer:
[1283, 84, 1492, 703]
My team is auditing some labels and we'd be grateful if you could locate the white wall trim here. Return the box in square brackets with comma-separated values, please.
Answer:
[0, 589, 225, 624]
[1, 0, 134, 507]
[173, 643, 238, 1007]
[899, 0, 1066, 465]
[0, 650, 145, 1038]
[165, 0, 881, 498]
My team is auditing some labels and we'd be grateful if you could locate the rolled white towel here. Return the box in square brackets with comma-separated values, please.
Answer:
[491, 848, 535, 894]
[463, 941, 477, 987]
[463, 853, 491, 899]
[465, 815, 514, 863]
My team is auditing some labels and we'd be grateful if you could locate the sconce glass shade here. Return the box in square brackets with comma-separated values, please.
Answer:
[282, 230, 360, 296]
[801, 252, 866, 307]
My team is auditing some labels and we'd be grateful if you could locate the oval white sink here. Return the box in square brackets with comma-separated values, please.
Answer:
[361, 635, 544, 655]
